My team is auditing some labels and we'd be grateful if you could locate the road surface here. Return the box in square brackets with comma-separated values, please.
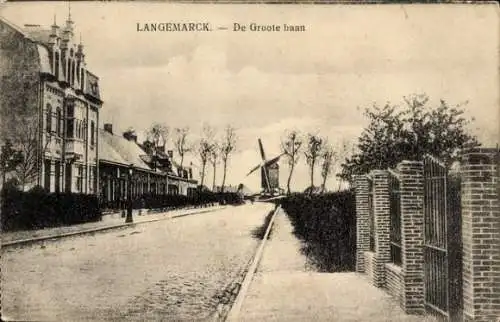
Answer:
[1, 203, 274, 321]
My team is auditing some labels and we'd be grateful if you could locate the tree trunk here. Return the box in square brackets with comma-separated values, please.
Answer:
[221, 160, 227, 193]
[321, 175, 327, 194]
[212, 163, 216, 191]
[287, 164, 295, 195]
[310, 160, 315, 192]
[200, 161, 206, 187]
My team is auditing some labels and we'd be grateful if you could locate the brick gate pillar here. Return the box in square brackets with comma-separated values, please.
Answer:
[371, 170, 391, 287]
[461, 148, 500, 322]
[354, 174, 370, 273]
[397, 161, 425, 314]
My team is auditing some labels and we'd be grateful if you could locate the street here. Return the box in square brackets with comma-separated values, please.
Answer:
[1, 203, 274, 321]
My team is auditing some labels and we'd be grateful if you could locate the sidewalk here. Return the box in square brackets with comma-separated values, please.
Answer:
[237, 208, 437, 322]
[1, 205, 225, 245]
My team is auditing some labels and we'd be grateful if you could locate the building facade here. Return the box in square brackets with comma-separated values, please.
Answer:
[0, 15, 101, 194]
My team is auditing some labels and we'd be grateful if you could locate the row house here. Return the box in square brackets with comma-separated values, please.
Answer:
[98, 124, 198, 210]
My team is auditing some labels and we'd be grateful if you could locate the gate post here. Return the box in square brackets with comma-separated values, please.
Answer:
[397, 161, 425, 314]
[371, 170, 391, 287]
[461, 148, 500, 322]
[354, 174, 370, 273]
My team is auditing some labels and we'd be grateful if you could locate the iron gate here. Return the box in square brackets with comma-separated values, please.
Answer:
[423, 155, 462, 321]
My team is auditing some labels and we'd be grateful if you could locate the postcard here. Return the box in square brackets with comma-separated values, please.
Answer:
[0, 2, 498, 321]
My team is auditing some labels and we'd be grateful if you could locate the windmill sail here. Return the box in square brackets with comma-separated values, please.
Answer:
[258, 138, 266, 160]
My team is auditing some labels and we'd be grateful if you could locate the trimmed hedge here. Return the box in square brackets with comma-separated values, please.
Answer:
[100, 191, 244, 211]
[280, 190, 356, 272]
[1, 188, 101, 232]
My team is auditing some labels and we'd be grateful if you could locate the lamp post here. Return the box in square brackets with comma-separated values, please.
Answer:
[125, 164, 134, 223]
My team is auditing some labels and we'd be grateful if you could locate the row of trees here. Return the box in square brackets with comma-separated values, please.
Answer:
[144, 123, 238, 193]
[280, 131, 353, 194]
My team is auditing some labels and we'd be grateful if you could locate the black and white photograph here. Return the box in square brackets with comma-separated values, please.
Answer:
[0, 2, 499, 321]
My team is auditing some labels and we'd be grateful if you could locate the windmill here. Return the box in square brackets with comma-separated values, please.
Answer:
[246, 138, 284, 197]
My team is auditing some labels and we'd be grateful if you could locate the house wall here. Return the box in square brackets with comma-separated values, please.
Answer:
[0, 19, 42, 190]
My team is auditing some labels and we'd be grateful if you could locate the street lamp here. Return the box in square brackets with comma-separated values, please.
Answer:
[125, 164, 134, 223]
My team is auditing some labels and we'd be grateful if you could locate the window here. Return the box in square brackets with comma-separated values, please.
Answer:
[67, 103, 74, 117]
[44, 159, 51, 191]
[92, 166, 97, 193]
[54, 161, 61, 193]
[76, 164, 83, 192]
[66, 119, 74, 138]
[46, 104, 52, 133]
[56, 107, 62, 136]
[90, 121, 95, 146]
[76, 120, 80, 139]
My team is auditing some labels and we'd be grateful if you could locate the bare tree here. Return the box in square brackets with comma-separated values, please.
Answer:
[320, 143, 337, 194]
[144, 123, 169, 171]
[146, 123, 169, 149]
[209, 142, 219, 192]
[281, 130, 302, 195]
[336, 138, 354, 191]
[220, 125, 237, 193]
[197, 124, 215, 189]
[304, 133, 324, 193]
[8, 116, 50, 191]
[174, 127, 192, 169]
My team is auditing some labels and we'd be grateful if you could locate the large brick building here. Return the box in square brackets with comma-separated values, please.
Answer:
[0, 14, 101, 193]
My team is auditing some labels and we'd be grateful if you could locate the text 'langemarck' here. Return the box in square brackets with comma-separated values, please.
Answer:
[137, 22, 212, 32]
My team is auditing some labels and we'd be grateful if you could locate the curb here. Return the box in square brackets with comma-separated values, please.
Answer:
[2, 206, 226, 248]
[223, 205, 281, 322]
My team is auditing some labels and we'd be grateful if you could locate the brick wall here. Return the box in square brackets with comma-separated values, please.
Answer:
[461, 148, 500, 322]
[364, 251, 375, 283]
[385, 263, 402, 302]
[371, 170, 391, 287]
[354, 175, 370, 273]
[397, 161, 425, 314]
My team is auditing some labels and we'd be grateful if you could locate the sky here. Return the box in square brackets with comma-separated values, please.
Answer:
[1, 2, 498, 192]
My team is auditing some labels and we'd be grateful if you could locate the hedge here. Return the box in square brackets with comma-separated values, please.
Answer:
[99, 191, 244, 211]
[280, 190, 356, 272]
[1, 188, 101, 232]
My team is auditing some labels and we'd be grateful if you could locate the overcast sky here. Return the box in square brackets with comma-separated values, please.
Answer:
[2, 3, 498, 192]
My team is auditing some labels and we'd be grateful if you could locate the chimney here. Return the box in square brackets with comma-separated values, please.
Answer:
[123, 129, 137, 142]
[167, 150, 173, 158]
[104, 123, 113, 134]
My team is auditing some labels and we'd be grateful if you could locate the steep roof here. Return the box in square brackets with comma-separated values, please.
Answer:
[99, 129, 152, 171]
[22, 24, 51, 45]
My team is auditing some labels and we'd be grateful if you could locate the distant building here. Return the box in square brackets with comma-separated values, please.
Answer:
[0, 14, 101, 193]
[98, 124, 198, 210]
